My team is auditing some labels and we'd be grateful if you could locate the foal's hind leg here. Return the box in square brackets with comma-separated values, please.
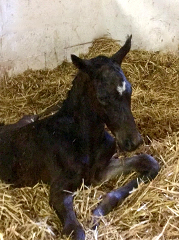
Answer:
[0, 114, 39, 133]
[92, 154, 160, 225]
[16, 114, 39, 127]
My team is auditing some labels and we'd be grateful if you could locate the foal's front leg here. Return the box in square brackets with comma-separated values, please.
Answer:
[92, 154, 160, 224]
[90, 130, 116, 184]
[49, 174, 85, 240]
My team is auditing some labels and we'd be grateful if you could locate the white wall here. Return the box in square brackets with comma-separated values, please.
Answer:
[103, 0, 179, 51]
[0, 0, 179, 77]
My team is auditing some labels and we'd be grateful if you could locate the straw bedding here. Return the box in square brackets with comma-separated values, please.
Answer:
[0, 38, 179, 240]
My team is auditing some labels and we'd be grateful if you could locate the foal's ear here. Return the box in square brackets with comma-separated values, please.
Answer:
[111, 35, 132, 66]
[71, 54, 90, 71]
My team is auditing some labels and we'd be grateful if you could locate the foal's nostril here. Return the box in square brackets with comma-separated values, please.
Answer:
[124, 139, 133, 151]
[124, 135, 143, 152]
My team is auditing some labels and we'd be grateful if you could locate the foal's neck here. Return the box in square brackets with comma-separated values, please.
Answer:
[59, 71, 104, 128]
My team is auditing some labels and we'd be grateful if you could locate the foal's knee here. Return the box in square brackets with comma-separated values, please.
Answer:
[134, 154, 160, 180]
[125, 154, 160, 180]
[144, 154, 160, 180]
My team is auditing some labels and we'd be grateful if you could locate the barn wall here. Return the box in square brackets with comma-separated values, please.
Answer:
[0, 0, 179, 77]
[104, 0, 179, 52]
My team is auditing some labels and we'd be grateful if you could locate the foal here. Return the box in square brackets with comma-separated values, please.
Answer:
[0, 35, 159, 240]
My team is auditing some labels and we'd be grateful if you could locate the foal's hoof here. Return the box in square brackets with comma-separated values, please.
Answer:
[20, 114, 39, 124]
[62, 225, 85, 240]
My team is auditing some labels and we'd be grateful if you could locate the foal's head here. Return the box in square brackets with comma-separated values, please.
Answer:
[71, 35, 142, 152]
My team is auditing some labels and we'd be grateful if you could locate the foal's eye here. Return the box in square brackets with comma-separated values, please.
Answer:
[98, 95, 109, 105]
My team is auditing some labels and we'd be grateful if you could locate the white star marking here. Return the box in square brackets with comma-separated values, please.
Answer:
[117, 81, 126, 95]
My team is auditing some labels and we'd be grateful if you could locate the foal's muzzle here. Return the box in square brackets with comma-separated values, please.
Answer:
[123, 133, 143, 151]
[116, 132, 143, 152]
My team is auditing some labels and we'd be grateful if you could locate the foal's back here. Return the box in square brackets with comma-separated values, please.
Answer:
[0, 110, 91, 187]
